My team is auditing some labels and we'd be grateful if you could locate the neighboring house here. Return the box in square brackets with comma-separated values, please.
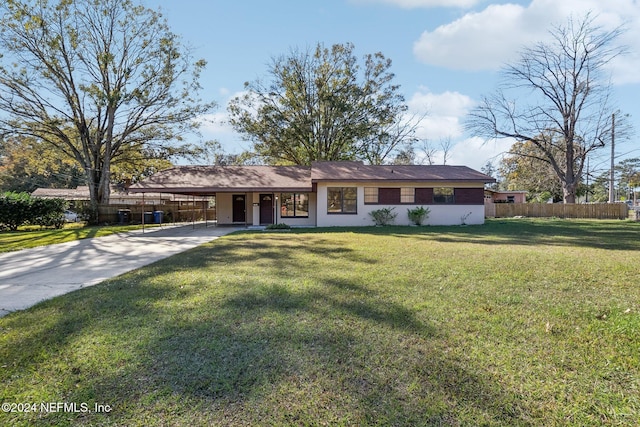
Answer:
[485, 189, 527, 204]
[129, 161, 495, 226]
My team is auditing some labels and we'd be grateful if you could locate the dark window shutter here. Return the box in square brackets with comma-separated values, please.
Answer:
[415, 188, 433, 204]
[454, 188, 484, 204]
[378, 188, 400, 204]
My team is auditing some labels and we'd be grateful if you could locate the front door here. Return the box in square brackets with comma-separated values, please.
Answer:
[260, 194, 274, 225]
[232, 195, 246, 223]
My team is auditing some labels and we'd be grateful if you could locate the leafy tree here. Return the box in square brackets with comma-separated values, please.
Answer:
[480, 161, 499, 191]
[584, 158, 640, 203]
[587, 172, 611, 202]
[466, 14, 628, 203]
[228, 42, 412, 165]
[0, 136, 86, 192]
[498, 140, 564, 202]
[391, 144, 416, 165]
[616, 158, 640, 201]
[0, 0, 215, 221]
[189, 140, 261, 166]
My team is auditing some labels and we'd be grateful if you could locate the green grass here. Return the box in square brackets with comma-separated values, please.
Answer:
[0, 223, 159, 253]
[1, 219, 639, 426]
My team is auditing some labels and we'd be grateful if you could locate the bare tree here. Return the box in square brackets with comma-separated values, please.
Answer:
[0, 0, 214, 220]
[439, 136, 453, 166]
[418, 139, 438, 165]
[418, 136, 453, 165]
[466, 13, 627, 203]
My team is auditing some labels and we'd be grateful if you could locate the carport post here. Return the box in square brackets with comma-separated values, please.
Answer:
[192, 194, 195, 229]
[203, 197, 207, 228]
[142, 192, 145, 233]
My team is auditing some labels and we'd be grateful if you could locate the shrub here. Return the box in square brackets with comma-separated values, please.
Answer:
[369, 207, 397, 226]
[0, 192, 32, 231]
[30, 198, 67, 229]
[0, 192, 67, 231]
[266, 223, 291, 230]
[407, 206, 430, 225]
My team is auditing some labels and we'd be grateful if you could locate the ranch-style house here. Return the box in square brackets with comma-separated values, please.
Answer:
[129, 161, 496, 226]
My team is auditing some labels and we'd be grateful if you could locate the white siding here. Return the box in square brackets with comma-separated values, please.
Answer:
[316, 183, 485, 227]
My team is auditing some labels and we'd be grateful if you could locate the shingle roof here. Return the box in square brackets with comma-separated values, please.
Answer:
[128, 161, 494, 195]
[31, 186, 190, 201]
[31, 187, 90, 200]
[311, 161, 495, 183]
[129, 165, 313, 194]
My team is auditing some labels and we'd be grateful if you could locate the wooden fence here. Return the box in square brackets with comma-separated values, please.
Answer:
[487, 202, 629, 220]
[97, 203, 216, 224]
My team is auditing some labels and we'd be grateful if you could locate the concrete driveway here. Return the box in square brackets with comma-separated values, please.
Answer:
[0, 224, 240, 317]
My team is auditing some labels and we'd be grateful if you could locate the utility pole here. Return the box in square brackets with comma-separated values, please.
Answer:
[609, 113, 615, 203]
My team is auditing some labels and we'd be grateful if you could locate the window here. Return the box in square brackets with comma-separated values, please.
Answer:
[327, 187, 357, 214]
[433, 187, 455, 204]
[364, 187, 378, 204]
[401, 187, 415, 203]
[281, 193, 309, 217]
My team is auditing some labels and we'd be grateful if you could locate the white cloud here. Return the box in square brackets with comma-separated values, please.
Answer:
[413, 2, 549, 70]
[404, 87, 516, 170]
[412, 0, 640, 83]
[351, 0, 478, 8]
[406, 88, 474, 140]
[448, 136, 514, 171]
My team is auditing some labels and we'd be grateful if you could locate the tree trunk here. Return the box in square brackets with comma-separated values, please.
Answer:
[85, 163, 111, 224]
[563, 181, 577, 204]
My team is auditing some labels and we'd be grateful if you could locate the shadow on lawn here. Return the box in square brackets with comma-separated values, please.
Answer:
[291, 219, 640, 251]
[1, 233, 535, 426]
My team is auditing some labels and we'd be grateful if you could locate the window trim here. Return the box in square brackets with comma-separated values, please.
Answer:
[327, 187, 358, 214]
[280, 193, 310, 218]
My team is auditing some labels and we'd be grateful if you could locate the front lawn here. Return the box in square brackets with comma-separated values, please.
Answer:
[0, 223, 160, 253]
[1, 219, 639, 426]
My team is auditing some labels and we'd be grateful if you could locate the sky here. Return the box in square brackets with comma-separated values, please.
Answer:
[146, 0, 640, 173]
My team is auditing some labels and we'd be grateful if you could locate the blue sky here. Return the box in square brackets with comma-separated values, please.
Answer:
[148, 0, 640, 172]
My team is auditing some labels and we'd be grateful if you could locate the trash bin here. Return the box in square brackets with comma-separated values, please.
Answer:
[144, 211, 154, 224]
[118, 209, 131, 225]
[153, 210, 164, 224]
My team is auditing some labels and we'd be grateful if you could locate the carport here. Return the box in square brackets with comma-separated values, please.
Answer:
[128, 164, 313, 228]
